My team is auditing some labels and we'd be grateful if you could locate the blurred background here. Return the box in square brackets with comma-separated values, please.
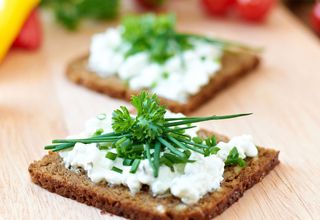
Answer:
[1, 0, 320, 62]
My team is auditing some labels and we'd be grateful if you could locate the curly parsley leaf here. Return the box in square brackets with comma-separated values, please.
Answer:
[131, 91, 166, 141]
[112, 106, 135, 133]
[225, 147, 246, 167]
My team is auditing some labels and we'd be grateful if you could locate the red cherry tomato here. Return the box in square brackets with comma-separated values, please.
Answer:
[13, 9, 42, 50]
[311, 2, 320, 35]
[201, 0, 235, 15]
[135, 0, 166, 9]
[236, 0, 275, 22]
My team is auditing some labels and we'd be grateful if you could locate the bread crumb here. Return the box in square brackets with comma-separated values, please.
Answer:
[156, 205, 166, 213]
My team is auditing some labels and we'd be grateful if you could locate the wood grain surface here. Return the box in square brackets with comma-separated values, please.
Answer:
[1, 1, 320, 219]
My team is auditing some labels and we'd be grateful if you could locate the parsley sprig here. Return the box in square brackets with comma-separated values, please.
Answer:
[40, 0, 120, 30]
[45, 92, 251, 177]
[121, 14, 260, 64]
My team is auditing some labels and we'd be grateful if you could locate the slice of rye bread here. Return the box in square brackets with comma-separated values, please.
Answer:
[29, 130, 279, 220]
[66, 52, 259, 114]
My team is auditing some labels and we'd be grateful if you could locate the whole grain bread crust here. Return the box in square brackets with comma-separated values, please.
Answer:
[66, 52, 259, 113]
[29, 131, 279, 220]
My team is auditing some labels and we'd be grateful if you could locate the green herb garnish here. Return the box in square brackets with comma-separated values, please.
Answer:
[45, 91, 251, 177]
[225, 147, 246, 167]
[111, 166, 123, 174]
[40, 0, 120, 30]
[121, 14, 260, 64]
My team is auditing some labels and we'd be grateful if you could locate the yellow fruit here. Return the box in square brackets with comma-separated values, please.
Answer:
[0, 0, 39, 62]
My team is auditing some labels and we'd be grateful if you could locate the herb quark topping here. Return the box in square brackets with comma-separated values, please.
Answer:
[45, 92, 250, 177]
[120, 14, 260, 64]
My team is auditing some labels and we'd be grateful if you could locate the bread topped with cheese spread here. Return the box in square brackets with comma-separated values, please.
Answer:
[28, 92, 279, 219]
[66, 14, 260, 113]
[29, 131, 279, 220]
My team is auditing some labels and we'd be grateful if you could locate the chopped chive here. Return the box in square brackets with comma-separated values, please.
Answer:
[192, 137, 203, 144]
[92, 128, 104, 137]
[111, 166, 123, 174]
[159, 157, 174, 172]
[123, 158, 133, 166]
[106, 152, 117, 161]
[130, 159, 141, 173]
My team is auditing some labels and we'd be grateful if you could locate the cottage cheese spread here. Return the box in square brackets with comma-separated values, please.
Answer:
[88, 28, 222, 103]
[60, 113, 258, 205]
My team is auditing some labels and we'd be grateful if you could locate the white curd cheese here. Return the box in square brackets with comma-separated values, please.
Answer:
[59, 113, 258, 205]
[88, 28, 222, 103]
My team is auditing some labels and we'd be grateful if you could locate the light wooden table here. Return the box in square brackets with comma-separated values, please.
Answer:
[1, 1, 320, 219]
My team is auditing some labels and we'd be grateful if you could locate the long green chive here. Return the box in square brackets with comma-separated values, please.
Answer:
[175, 33, 262, 53]
[52, 137, 120, 144]
[157, 137, 185, 158]
[165, 126, 197, 133]
[178, 139, 209, 149]
[164, 113, 252, 127]
[168, 131, 191, 140]
[106, 152, 117, 161]
[49, 143, 75, 152]
[153, 142, 161, 177]
[111, 166, 123, 174]
[167, 135, 204, 154]
[145, 143, 155, 170]
[130, 159, 141, 173]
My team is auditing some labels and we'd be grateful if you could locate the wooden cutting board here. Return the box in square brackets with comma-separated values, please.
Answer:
[1, 1, 320, 219]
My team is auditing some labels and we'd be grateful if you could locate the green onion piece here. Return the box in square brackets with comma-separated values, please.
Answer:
[130, 159, 141, 174]
[106, 152, 117, 160]
[159, 157, 174, 172]
[192, 137, 203, 144]
[92, 128, 104, 137]
[184, 150, 191, 159]
[210, 146, 220, 155]
[205, 136, 217, 147]
[111, 166, 123, 174]
[123, 158, 133, 166]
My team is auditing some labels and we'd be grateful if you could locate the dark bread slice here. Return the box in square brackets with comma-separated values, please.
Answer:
[29, 131, 279, 220]
[66, 52, 259, 113]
